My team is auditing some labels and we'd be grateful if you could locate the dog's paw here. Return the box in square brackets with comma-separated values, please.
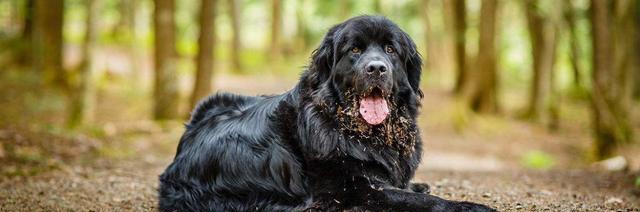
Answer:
[409, 183, 431, 194]
[454, 201, 496, 212]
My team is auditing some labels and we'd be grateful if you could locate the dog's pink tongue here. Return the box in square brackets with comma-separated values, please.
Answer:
[359, 97, 389, 125]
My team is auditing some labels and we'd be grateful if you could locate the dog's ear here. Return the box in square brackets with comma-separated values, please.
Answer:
[308, 23, 344, 84]
[399, 31, 423, 99]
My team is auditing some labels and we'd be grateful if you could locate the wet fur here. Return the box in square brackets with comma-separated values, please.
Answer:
[159, 16, 494, 212]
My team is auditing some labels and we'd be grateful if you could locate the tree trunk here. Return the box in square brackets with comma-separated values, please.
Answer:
[563, 0, 584, 90]
[125, 0, 142, 83]
[153, 0, 180, 120]
[590, 0, 634, 159]
[190, 0, 217, 109]
[451, 0, 468, 94]
[524, 0, 561, 124]
[33, 0, 65, 89]
[462, 0, 499, 113]
[68, 0, 99, 127]
[269, 0, 283, 61]
[294, 0, 309, 52]
[228, 0, 243, 73]
[15, 0, 35, 65]
[6, 0, 20, 34]
[112, 0, 136, 40]
[421, 0, 433, 72]
[374, 0, 384, 14]
[340, 0, 354, 20]
[22, 0, 34, 40]
[612, 0, 637, 115]
[631, 2, 640, 99]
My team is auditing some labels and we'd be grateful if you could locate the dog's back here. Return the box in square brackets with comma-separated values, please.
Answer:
[186, 93, 260, 129]
[158, 91, 308, 212]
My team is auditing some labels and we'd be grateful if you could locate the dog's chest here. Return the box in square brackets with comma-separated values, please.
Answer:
[335, 104, 418, 155]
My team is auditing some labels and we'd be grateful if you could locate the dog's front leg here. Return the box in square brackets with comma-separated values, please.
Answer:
[371, 188, 496, 212]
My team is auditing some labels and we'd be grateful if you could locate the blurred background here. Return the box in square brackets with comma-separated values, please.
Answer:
[0, 0, 639, 210]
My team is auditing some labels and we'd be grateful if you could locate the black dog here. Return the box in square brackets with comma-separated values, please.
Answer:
[159, 16, 494, 212]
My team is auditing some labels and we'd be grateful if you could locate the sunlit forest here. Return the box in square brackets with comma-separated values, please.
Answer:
[0, 0, 639, 210]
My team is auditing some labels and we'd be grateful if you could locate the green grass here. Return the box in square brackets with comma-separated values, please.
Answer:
[520, 150, 556, 170]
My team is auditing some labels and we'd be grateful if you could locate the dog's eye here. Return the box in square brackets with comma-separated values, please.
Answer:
[385, 45, 395, 54]
[351, 47, 361, 54]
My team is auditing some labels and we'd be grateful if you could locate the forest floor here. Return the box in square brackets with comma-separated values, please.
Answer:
[1, 74, 639, 211]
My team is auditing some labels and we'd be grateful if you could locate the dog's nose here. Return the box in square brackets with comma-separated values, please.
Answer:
[366, 61, 388, 76]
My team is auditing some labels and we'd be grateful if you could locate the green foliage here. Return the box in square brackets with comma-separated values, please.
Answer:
[635, 176, 640, 188]
[520, 150, 555, 170]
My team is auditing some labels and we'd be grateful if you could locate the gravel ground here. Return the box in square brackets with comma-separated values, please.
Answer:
[1, 153, 638, 211]
[417, 170, 639, 211]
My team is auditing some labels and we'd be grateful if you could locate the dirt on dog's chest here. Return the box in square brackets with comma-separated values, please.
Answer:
[335, 97, 417, 155]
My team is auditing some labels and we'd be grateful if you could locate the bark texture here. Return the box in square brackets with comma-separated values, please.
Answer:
[33, 0, 65, 88]
[269, 0, 283, 61]
[452, 0, 468, 94]
[524, 0, 561, 124]
[462, 0, 499, 113]
[68, 0, 100, 127]
[590, 0, 635, 159]
[228, 0, 242, 73]
[153, 0, 180, 120]
[190, 0, 218, 109]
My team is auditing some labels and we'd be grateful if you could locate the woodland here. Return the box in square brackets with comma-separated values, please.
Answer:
[0, 0, 638, 210]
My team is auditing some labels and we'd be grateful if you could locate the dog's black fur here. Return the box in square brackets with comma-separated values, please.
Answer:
[159, 16, 495, 212]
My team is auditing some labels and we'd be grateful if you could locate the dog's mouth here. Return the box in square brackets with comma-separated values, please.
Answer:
[358, 87, 389, 125]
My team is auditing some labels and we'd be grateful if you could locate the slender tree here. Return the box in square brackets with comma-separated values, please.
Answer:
[22, 0, 34, 40]
[294, 0, 309, 51]
[589, 0, 635, 159]
[524, 0, 561, 124]
[124, 0, 142, 83]
[33, 0, 65, 88]
[190, 0, 218, 109]
[68, 0, 100, 127]
[6, 0, 20, 33]
[112, 0, 137, 40]
[421, 0, 434, 72]
[563, 0, 584, 90]
[340, 0, 354, 20]
[631, 2, 640, 98]
[269, 0, 283, 61]
[153, 0, 180, 120]
[228, 0, 243, 73]
[14, 0, 35, 65]
[462, 0, 499, 113]
[374, 0, 384, 15]
[451, 0, 468, 94]
[635, 19, 640, 99]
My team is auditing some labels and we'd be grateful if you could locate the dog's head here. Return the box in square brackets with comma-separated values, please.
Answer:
[307, 16, 423, 126]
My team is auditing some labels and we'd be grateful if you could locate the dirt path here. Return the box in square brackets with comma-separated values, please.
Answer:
[1, 155, 638, 211]
[0, 125, 638, 211]
[0, 158, 162, 211]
